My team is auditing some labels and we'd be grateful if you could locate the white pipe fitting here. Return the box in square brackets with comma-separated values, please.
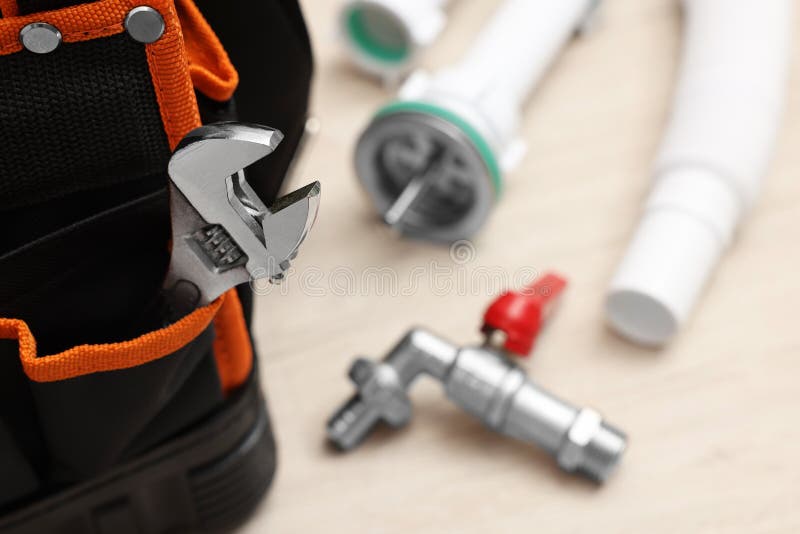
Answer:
[338, 0, 450, 81]
[606, 0, 793, 346]
[400, 0, 597, 174]
[355, 0, 597, 241]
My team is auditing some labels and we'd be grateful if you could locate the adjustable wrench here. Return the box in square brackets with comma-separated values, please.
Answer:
[163, 122, 321, 316]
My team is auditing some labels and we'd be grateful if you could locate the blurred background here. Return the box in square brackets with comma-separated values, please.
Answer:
[243, 1, 800, 532]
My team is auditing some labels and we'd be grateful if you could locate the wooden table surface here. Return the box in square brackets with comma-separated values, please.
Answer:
[240, 1, 800, 532]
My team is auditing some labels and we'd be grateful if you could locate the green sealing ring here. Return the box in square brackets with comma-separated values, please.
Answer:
[346, 8, 410, 64]
[376, 100, 503, 197]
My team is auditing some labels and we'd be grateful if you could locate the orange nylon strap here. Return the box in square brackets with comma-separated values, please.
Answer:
[176, 0, 238, 102]
[0, 0, 199, 149]
[0, 295, 224, 382]
[0, 0, 18, 18]
[0, 0, 163, 55]
[143, 0, 202, 149]
[0, 0, 237, 145]
[212, 289, 253, 395]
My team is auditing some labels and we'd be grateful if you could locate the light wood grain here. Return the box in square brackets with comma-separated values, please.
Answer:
[239, 1, 800, 532]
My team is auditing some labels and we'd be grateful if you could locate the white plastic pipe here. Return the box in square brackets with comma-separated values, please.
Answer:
[443, 0, 593, 118]
[606, 0, 793, 346]
[339, 0, 451, 81]
[402, 0, 596, 167]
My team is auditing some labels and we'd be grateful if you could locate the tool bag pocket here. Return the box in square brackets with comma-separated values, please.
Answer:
[0, 0, 255, 506]
[0, 283, 253, 502]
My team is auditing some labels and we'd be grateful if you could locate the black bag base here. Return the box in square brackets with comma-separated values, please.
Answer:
[0, 370, 275, 534]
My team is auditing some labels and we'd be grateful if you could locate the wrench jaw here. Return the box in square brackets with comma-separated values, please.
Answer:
[261, 181, 322, 283]
[163, 122, 322, 317]
[226, 171, 322, 284]
[168, 122, 284, 183]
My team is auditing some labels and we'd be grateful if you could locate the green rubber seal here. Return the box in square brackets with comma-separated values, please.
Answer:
[346, 8, 410, 64]
[376, 100, 503, 197]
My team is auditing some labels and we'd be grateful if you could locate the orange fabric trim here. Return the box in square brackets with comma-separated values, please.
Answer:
[0, 0, 251, 391]
[0, 0, 200, 150]
[0, 297, 224, 383]
[213, 289, 254, 395]
[144, 0, 201, 149]
[0, 0, 145, 56]
[0, 0, 18, 18]
[176, 0, 238, 103]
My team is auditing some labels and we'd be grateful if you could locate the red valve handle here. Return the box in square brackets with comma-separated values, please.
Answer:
[481, 272, 568, 357]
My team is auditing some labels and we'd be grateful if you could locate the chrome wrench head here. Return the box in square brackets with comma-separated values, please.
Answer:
[165, 122, 321, 307]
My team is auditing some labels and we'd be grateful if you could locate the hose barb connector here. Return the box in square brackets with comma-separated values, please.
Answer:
[327, 273, 626, 482]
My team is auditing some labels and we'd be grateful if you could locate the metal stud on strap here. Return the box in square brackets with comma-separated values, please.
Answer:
[19, 23, 61, 54]
[124, 6, 165, 44]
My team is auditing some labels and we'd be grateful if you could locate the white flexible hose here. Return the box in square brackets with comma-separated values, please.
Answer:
[606, 0, 793, 346]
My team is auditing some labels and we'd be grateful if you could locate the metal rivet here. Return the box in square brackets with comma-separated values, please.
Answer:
[19, 23, 62, 54]
[124, 6, 165, 44]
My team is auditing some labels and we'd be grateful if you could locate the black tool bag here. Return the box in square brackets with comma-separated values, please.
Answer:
[0, 0, 312, 531]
